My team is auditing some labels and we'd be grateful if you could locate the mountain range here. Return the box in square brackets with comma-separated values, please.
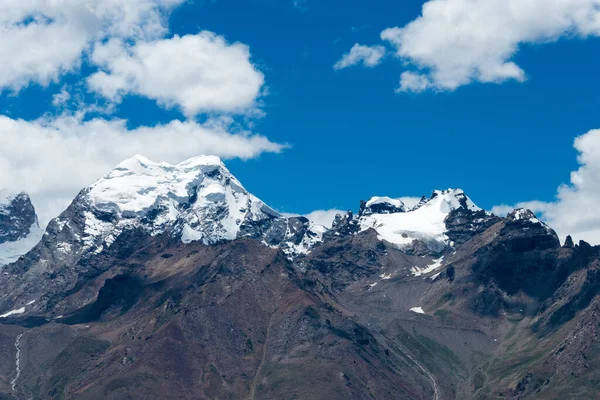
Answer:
[1, 155, 599, 399]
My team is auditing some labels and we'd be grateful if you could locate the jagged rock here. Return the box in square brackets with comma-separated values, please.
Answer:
[0, 191, 37, 244]
[0, 191, 43, 266]
[564, 235, 575, 248]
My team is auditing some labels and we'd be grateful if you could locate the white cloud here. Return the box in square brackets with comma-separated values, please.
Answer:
[334, 44, 386, 70]
[305, 209, 346, 228]
[88, 32, 265, 116]
[396, 72, 432, 93]
[490, 201, 553, 218]
[52, 88, 71, 107]
[0, 1, 267, 117]
[0, 0, 183, 92]
[0, 114, 285, 225]
[343, 0, 600, 92]
[492, 129, 600, 245]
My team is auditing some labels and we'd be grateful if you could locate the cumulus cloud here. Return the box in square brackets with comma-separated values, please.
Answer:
[396, 72, 432, 93]
[0, 114, 285, 225]
[492, 129, 600, 245]
[88, 32, 265, 116]
[305, 209, 346, 228]
[0, 1, 267, 116]
[340, 0, 600, 92]
[491, 201, 553, 218]
[0, 0, 183, 92]
[334, 44, 386, 70]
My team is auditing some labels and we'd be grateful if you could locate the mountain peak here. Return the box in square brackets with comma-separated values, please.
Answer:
[507, 208, 542, 223]
[355, 188, 484, 254]
[427, 188, 480, 212]
[115, 154, 225, 176]
[43, 155, 324, 261]
[62, 154, 280, 253]
[92, 154, 241, 217]
[0, 189, 29, 207]
[0, 190, 42, 266]
[362, 197, 407, 215]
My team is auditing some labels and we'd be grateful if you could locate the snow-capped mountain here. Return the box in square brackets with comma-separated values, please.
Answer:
[65, 154, 283, 252]
[0, 155, 545, 317]
[0, 155, 328, 315]
[0, 191, 43, 266]
[3, 155, 593, 400]
[37, 155, 326, 262]
[332, 189, 499, 255]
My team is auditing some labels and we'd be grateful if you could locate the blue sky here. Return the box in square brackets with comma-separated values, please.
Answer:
[169, 0, 600, 214]
[2, 0, 600, 241]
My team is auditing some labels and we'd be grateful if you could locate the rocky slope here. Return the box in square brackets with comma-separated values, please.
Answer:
[1, 155, 599, 399]
[0, 191, 43, 267]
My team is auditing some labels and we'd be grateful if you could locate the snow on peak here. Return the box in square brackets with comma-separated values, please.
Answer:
[69, 155, 280, 253]
[509, 208, 538, 221]
[363, 197, 407, 215]
[0, 191, 43, 267]
[90, 154, 241, 218]
[366, 197, 406, 210]
[426, 189, 480, 212]
[0, 189, 25, 208]
[507, 208, 550, 229]
[358, 188, 481, 252]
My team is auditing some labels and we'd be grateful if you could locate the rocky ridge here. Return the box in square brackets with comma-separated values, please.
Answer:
[0, 155, 598, 400]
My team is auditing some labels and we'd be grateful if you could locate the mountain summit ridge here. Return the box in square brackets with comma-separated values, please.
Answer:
[1, 155, 596, 400]
[0, 156, 552, 268]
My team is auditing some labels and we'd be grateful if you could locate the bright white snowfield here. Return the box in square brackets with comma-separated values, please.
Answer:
[75, 155, 282, 252]
[0, 227, 43, 266]
[358, 189, 481, 252]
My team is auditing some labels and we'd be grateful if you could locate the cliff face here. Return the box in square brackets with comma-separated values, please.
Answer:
[0, 191, 42, 267]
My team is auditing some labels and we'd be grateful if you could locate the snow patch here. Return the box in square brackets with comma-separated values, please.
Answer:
[0, 222, 43, 266]
[411, 257, 445, 277]
[359, 189, 479, 252]
[283, 222, 327, 257]
[0, 307, 26, 318]
[410, 307, 425, 314]
[366, 196, 405, 209]
[512, 209, 543, 225]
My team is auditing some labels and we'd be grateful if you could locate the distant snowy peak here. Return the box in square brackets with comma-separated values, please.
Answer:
[361, 189, 480, 217]
[362, 197, 407, 215]
[0, 191, 43, 266]
[427, 189, 481, 212]
[0, 190, 36, 242]
[356, 189, 487, 254]
[506, 208, 555, 233]
[508, 208, 542, 223]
